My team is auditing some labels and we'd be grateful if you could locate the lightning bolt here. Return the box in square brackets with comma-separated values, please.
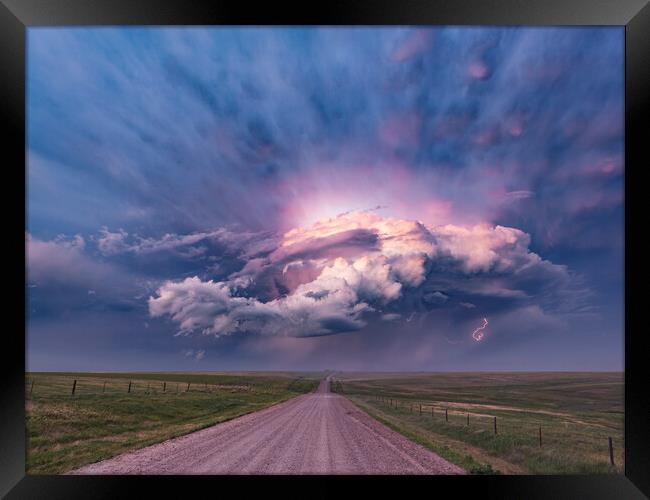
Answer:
[472, 317, 488, 341]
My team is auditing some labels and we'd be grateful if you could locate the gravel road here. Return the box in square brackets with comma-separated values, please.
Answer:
[70, 377, 465, 474]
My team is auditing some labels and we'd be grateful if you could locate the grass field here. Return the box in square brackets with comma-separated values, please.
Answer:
[333, 372, 624, 475]
[25, 371, 320, 474]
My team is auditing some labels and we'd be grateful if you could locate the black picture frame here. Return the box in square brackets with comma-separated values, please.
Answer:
[2, 1, 648, 498]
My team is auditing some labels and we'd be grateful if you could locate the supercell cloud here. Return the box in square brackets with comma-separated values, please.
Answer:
[26, 27, 624, 370]
[147, 211, 573, 338]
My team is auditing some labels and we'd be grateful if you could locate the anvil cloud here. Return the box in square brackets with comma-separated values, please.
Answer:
[26, 27, 624, 370]
[147, 211, 571, 337]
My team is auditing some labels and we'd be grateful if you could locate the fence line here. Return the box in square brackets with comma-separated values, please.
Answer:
[372, 393, 619, 466]
[25, 377, 256, 398]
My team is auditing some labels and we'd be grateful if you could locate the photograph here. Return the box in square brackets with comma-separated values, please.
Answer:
[24, 26, 625, 476]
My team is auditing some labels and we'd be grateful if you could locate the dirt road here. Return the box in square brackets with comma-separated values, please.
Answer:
[70, 377, 464, 474]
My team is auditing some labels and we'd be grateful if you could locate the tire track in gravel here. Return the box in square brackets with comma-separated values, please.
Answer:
[70, 377, 465, 475]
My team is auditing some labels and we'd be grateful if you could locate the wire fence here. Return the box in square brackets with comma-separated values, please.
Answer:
[25, 376, 258, 398]
[331, 380, 623, 470]
[25, 375, 317, 399]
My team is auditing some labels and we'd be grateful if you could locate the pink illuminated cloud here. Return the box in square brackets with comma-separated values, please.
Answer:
[391, 30, 434, 62]
[148, 211, 567, 338]
[468, 61, 490, 80]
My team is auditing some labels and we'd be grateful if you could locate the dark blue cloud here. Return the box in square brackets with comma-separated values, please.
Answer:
[26, 27, 624, 370]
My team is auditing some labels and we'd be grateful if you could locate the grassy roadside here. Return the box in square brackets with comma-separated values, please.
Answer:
[334, 372, 623, 475]
[348, 396, 504, 474]
[26, 372, 319, 474]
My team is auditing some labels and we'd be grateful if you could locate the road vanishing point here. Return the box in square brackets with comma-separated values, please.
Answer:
[71, 377, 465, 474]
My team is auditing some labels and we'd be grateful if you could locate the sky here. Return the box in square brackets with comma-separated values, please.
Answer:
[26, 27, 624, 372]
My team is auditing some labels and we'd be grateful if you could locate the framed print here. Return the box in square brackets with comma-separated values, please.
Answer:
[2, 0, 648, 498]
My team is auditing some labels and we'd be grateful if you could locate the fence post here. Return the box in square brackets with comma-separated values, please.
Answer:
[446, 408, 448, 422]
[494, 416, 497, 435]
[163, 382, 166, 392]
[187, 382, 191, 392]
[539, 426, 542, 447]
[103, 381, 106, 393]
[30, 380, 34, 395]
[609, 437, 615, 466]
[128, 381, 132, 393]
[467, 413, 469, 426]
[419, 404, 422, 415]
[71, 380, 77, 396]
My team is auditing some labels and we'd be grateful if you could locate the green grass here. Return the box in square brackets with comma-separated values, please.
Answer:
[334, 372, 623, 475]
[25, 371, 319, 474]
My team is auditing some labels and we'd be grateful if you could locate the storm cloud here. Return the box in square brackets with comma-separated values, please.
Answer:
[26, 27, 624, 370]
[147, 211, 577, 338]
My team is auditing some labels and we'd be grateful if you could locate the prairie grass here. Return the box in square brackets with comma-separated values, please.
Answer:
[335, 372, 623, 475]
[26, 372, 319, 474]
